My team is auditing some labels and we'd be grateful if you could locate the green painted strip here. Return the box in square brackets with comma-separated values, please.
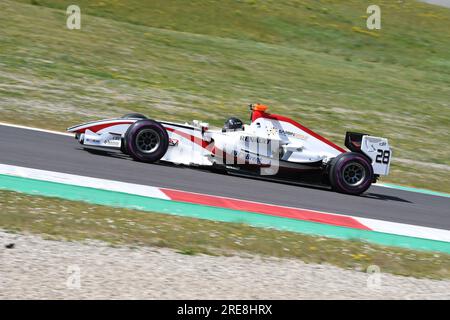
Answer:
[378, 183, 450, 198]
[1, 174, 449, 254]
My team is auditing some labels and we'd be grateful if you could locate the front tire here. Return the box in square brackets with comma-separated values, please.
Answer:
[329, 152, 373, 195]
[123, 119, 169, 163]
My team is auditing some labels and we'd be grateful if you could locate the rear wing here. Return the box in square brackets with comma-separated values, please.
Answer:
[345, 132, 391, 176]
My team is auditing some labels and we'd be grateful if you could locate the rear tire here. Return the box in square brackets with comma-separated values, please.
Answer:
[123, 119, 169, 163]
[329, 152, 373, 195]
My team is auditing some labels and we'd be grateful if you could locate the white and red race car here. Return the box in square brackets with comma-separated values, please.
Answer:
[67, 104, 391, 195]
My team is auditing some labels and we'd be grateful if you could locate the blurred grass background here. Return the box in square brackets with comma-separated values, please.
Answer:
[0, 0, 449, 191]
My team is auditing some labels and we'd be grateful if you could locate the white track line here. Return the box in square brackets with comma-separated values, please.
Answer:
[1, 163, 449, 243]
[0, 122, 72, 136]
[358, 217, 450, 243]
[0, 164, 170, 200]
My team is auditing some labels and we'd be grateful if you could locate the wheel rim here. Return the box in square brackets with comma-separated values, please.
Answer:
[342, 162, 366, 187]
[136, 129, 160, 153]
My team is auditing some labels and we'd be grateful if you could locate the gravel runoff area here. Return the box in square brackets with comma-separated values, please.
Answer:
[1, 231, 449, 300]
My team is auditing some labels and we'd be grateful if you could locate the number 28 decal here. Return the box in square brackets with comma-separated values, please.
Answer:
[376, 149, 390, 164]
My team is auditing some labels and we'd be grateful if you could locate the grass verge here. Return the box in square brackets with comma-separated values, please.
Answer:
[1, 189, 449, 279]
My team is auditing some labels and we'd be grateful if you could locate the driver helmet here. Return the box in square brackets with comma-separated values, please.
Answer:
[223, 117, 244, 131]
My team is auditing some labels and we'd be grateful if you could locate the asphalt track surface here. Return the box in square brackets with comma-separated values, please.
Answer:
[0, 125, 449, 230]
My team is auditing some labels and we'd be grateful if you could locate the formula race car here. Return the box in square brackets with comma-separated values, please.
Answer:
[67, 104, 392, 195]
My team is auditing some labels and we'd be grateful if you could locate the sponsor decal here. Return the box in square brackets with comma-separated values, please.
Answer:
[232, 150, 272, 166]
[265, 127, 308, 140]
[266, 127, 278, 137]
[240, 136, 270, 144]
[169, 138, 179, 146]
[104, 135, 121, 146]
[278, 129, 308, 140]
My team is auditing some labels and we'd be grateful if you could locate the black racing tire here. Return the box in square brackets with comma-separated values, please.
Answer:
[121, 113, 147, 119]
[329, 152, 373, 195]
[123, 119, 169, 163]
[120, 137, 128, 154]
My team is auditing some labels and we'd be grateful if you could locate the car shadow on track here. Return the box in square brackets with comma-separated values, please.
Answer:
[361, 192, 412, 203]
[80, 147, 412, 204]
[81, 147, 129, 159]
[81, 147, 198, 169]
